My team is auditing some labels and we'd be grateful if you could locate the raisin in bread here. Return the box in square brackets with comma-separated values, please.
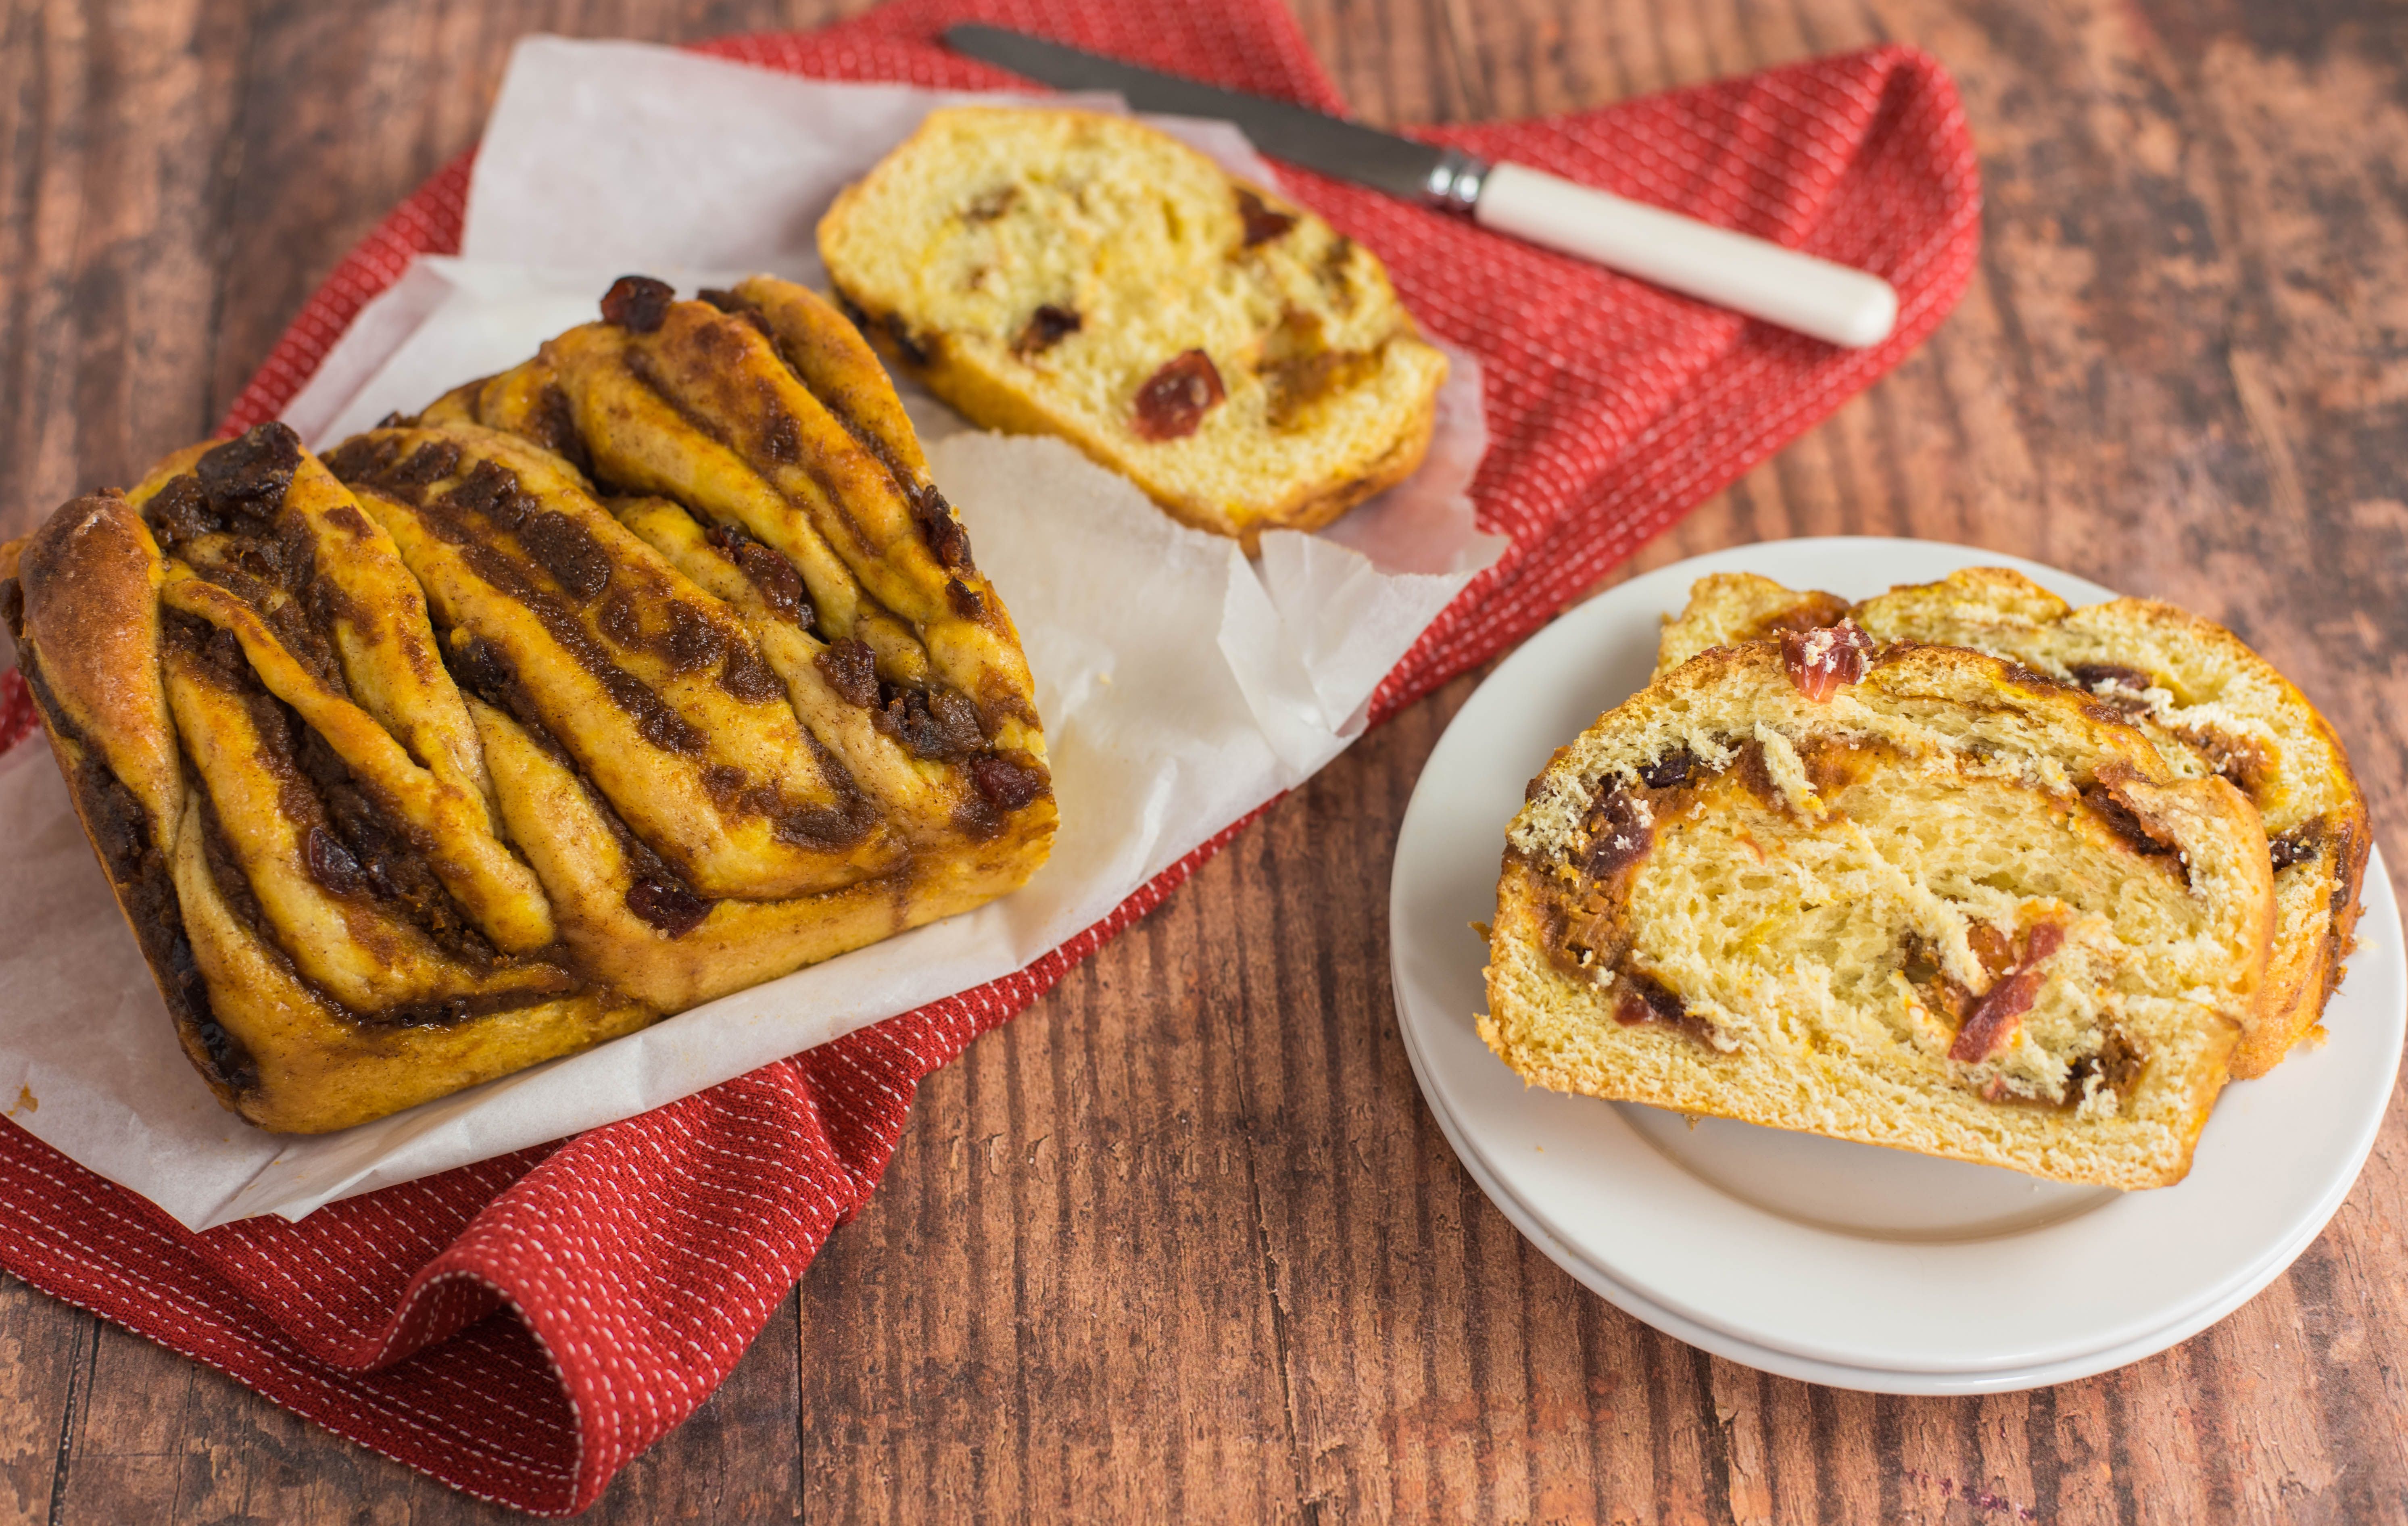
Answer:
[1, 275, 1054, 1133]
[1484, 637, 2276, 1190]
[818, 106, 1449, 549]
[1659, 569, 2368, 1078]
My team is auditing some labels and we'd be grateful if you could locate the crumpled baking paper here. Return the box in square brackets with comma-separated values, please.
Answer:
[0, 37, 1500, 1229]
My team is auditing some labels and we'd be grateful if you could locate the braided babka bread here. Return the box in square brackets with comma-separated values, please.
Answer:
[2, 275, 1054, 1133]
[1658, 569, 2367, 1078]
[818, 107, 1450, 549]
[1484, 636, 2275, 1189]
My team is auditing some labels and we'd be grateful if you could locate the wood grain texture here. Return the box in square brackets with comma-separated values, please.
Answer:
[4, 0, 2406, 1520]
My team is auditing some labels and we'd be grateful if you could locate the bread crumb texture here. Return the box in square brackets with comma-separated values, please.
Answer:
[1485, 640, 2277, 1190]
[820, 107, 1448, 546]
[1657, 568, 2369, 1080]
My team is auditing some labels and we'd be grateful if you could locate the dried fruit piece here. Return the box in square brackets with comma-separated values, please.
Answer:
[198, 424, 303, 516]
[1901, 934, 1973, 1025]
[1131, 350, 1225, 441]
[1754, 591, 1856, 636]
[1638, 749, 1700, 789]
[1014, 304, 1082, 358]
[2066, 1024, 2146, 1107]
[1580, 786, 1652, 880]
[1235, 188, 1296, 246]
[1611, 967, 1721, 1048]
[2069, 662, 2154, 701]
[707, 522, 810, 626]
[2270, 821, 2323, 871]
[874, 684, 985, 761]
[1778, 621, 1875, 702]
[600, 275, 677, 333]
[911, 486, 974, 573]
[1949, 921, 2068, 1062]
[815, 638, 881, 710]
[142, 474, 216, 551]
[970, 753, 1050, 810]
[2082, 780, 2181, 859]
[1614, 969, 1689, 1028]
[626, 874, 713, 936]
[966, 185, 1020, 221]
[304, 824, 364, 897]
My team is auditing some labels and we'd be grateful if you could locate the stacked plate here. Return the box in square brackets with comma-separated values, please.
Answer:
[1387, 538, 2404, 1393]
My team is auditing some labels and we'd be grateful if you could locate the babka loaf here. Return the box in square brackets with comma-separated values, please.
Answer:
[818, 107, 1450, 549]
[2, 275, 1054, 1133]
[1658, 568, 2367, 1078]
[1483, 636, 2275, 1189]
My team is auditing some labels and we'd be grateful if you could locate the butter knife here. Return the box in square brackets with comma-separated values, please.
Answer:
[944, 25, 1898, 349]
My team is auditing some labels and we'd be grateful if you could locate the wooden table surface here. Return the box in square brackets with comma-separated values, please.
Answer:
[5, 0, 2407, 1520]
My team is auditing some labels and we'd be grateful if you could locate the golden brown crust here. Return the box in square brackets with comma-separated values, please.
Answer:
[14, 278, 1056, 1134]
[1239, 388, 1439, 550]
[9, 509, 233, 1105]
[168, 791, 649, 1134]
[728, 275, 933, 484]
[341, 424, 905, 901]
[473, 695, 1046, 1011]
[2210, 654, 2371, 1074]
[17, 494, 183, 834]
[14, 657, 242, 1110]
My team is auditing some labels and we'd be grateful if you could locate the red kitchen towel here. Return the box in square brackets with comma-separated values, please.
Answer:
[0, 0, 1978, 1512]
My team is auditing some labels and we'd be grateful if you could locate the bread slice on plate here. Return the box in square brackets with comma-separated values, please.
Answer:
[819, 106, 1449, 550]
[1484, 636, 2275, 1190]
[1658, 568, 2369, 1079]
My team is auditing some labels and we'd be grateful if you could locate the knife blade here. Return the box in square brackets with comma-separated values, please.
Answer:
[943, 24, 1898, 349]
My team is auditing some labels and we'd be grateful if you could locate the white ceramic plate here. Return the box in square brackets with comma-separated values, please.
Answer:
[1389, 538, 2404, 1393]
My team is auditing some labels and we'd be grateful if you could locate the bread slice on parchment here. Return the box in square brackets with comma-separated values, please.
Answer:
[1657, 568, 2369, 1079]
[1483, 635, 2275, 1190]
[818, 106, 1449, 550]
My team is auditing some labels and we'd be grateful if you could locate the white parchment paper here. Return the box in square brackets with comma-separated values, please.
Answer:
[0, 38, 1503, 1229]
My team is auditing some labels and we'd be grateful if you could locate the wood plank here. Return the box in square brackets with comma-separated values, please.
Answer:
[49, 1324, 193, 1526]
[0, 1276, 86, 1526]
[0, 0, 249, 542]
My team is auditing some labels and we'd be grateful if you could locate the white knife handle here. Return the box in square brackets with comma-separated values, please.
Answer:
[1471, 161, 1899, 349]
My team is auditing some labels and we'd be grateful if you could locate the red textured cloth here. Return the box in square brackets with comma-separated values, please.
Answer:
[0, 0, 1978, 1512]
